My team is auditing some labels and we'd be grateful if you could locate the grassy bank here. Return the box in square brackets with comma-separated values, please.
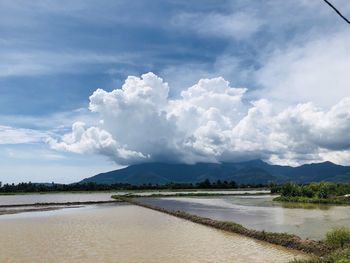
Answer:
[292, 248, 350, 263]
[124, 191, 270, 198]
[0, 200, 121, 208]
[291, 227, 350, 262]
[113, 195, 330, 256]
[0, 191, 123, 196]
[299, 248, 350, 263]
[271, 182, 350, 206]
[273, 196, 350, 205]
[0, 188, 269, 196]
[271, 182, 350, 205]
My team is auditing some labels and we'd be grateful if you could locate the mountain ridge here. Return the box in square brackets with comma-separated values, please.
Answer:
[79, 160, 350, 185]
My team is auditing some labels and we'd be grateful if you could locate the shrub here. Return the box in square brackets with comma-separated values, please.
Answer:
[326, 228, 350, 249]
[281, 182, 301, 197]
[290, 248, 350, 263]
[301, 185, 315, 198]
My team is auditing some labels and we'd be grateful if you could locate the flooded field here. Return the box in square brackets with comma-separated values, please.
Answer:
[0, 203, 305, 263]
[0, 190, 269, 205]
[138, 195, 350, 240]
[0, 192, 116, 205]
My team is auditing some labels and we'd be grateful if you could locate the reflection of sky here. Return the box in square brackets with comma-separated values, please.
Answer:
[0, 205, 90, 220]
[140, 196, 350, 240]
[0, 193, 115, 205]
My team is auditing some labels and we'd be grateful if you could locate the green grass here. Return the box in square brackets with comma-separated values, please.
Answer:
[123, 191, 269, 198]
[291, 248, 350, 262]
[274, 196, 350, 205]
[326, 228, 350, 249]
[290, 227, 350, 262]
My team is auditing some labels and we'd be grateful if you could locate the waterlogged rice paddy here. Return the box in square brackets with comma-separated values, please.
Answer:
[138, 195, 350, 240]
[0, 203, 306, 263]
[0, 192, 116, 205]
[0, 190, 268, 205]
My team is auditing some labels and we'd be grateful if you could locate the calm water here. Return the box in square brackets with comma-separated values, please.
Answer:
[129, 190, 270, 196]
[0, 193, 116, 205]
[0, 190, 269, 205]
[138, 195, 350, 240]
[0, 203, 305, 263]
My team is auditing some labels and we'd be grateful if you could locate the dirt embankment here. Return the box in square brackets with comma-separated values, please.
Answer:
[0, 200, 121, 215]
[116, 196, 331, 256]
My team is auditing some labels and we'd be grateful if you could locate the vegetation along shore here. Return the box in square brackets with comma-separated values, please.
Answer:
[0, 180, 266, 194]
[272, 182, 350, 205]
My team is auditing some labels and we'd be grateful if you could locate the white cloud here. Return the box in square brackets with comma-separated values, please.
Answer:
[0, 126, 48, 144]
[256, 30, 350, 107]
[173, 11, 263, 40]
[5, 148, 65, 161]
[50, 72, 350, 166]
[0, 51, 138, 77]
[48, 122, 147, 165]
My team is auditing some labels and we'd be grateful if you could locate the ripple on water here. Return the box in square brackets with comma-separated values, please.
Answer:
[0, 203, 307, 263]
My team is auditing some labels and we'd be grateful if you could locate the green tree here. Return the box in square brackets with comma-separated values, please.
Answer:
[301, 185, 314, 198]
[281, 182, 301, 197]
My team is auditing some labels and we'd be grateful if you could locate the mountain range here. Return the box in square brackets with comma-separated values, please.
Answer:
[79, 160, 350, 185]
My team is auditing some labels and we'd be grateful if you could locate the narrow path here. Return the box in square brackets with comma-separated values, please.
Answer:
[118, 197, 330, 256]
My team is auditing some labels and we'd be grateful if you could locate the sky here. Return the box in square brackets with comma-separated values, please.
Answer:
[1, 0, 350, 183]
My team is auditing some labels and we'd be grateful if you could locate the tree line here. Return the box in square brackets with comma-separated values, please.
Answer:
[0, 179, 269, 193]
[271, 182, 350, 199]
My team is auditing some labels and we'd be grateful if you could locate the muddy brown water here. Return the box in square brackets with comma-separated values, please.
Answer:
[0, 203, 306, 263]
[138, 195, 350, 240]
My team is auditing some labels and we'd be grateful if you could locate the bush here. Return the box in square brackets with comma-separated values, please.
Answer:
[277, 182, 350, 201]
[301, 185, 314, 198]
[326, 228, 350, 249]
[317, 183, 337, 199]
[281, 182, 301, 197]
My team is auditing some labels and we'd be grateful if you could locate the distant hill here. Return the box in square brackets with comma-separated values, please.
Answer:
[79, 160, 350, 185]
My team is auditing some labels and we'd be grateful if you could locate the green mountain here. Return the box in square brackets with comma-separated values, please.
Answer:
[79, 160, 350, 185]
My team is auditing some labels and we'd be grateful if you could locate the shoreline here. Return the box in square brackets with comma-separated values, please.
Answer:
[273, 196, 350, 206]
[115, 196, 331, 256]
[0, 205, 80, 216]
[122, 192, 272, 198]
[0, 188, 270, 195]
[0, 200, 122, 216]
[0, 200, 121, 209]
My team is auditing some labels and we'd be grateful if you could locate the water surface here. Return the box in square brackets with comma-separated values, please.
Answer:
[0, 190, 268, 205]
[0, 193, 116, 205]
[138, 195, 350, 240]
[0, 203, 305, 263]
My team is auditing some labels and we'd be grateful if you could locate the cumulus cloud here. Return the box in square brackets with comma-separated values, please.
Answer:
[49, 72, 350, 166]
[48, 122, 147, 164]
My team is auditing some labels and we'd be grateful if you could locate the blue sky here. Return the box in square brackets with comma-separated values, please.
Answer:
[1, 0, 350, 183]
